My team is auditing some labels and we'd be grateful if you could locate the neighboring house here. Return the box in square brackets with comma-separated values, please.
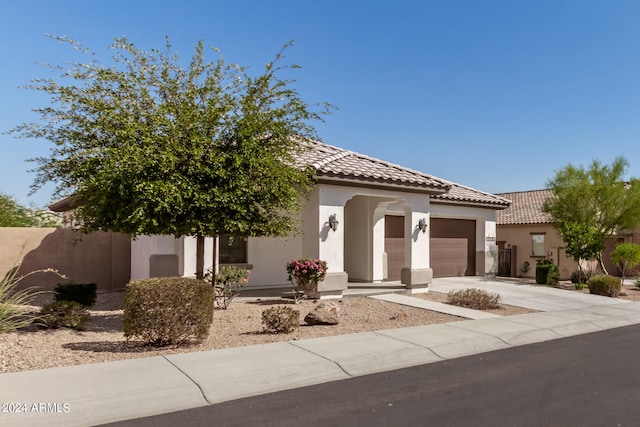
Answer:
[130, 141, 510, 297]
[495, 189, 639, 280]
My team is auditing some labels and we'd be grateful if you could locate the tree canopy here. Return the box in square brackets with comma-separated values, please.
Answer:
[0, 193, 60, 228]
[543, 157, 640, 272]
[10, 36, 332, 240]
[610, 242, 640, 283]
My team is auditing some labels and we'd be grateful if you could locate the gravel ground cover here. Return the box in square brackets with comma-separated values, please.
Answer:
[2, 283, 636, 374]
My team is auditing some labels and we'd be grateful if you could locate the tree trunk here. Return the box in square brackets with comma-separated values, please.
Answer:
[195, 235, 205, 280]
[597, 253, 609, 275]
[211, 234, 218, 287]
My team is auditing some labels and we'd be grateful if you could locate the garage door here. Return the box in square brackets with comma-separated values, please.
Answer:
[430, 218, 476, 278]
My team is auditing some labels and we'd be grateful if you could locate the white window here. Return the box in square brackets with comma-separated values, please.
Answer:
[531, 234, 545, 256]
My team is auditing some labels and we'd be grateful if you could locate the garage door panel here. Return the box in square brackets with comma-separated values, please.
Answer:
[431, 238, 468, 277]
[430, 218, 476, 278]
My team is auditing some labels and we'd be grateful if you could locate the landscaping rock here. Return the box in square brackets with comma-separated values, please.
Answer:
[304, 301, 340, 325]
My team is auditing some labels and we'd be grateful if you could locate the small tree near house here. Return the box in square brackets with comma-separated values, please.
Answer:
[544, 157, 640, 274]
[610, 243, 640, 285]
[9, 35, 333, 282]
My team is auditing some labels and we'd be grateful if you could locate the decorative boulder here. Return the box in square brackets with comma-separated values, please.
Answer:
[304, 301, 341, 325]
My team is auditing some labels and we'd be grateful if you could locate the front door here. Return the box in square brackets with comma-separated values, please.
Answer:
[385, 215, 404, 281]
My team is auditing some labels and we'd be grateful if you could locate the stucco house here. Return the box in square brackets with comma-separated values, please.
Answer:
[495, 189, 639, 280]
[495, 190, 578, 280]
[132, 141, 510, 297]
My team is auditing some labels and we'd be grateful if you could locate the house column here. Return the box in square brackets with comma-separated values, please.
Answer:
[482, 220, 498, 277]
[307, 186, 352, 298]
[401, 195, 432, 293]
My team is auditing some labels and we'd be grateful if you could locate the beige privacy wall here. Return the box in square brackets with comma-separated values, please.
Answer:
[0, 228, 130, 292]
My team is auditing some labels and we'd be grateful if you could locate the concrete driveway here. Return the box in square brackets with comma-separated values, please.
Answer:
[429, 276, 630, 312]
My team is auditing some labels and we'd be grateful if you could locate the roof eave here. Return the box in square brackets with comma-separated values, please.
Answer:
[317, 175, 450, 195]
[431, 198, 511, 210]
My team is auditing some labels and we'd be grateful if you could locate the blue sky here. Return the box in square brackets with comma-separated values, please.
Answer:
[2, 0, 640, 207]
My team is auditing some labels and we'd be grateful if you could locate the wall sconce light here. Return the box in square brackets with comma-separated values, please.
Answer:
[417, 217, 428, 233]
[329, 214, 339, 232]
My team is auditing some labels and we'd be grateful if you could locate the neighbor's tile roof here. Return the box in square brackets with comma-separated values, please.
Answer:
[297, 140, 511, 208]
[495, 189, 553, 225]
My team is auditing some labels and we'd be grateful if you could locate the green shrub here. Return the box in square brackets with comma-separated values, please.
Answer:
[54, 283, 97, 307]
[571, 269, 594, 285]
[123, 277, 213, 347]
[546, 264, 560, 287]
[447, 288, 501, 310]
[587, 275, 622, 297]
[535, 259, 554, 284]
[39, 300, 89, 330]
[262, 306, 299, 334]
[205, 266, 249, 310]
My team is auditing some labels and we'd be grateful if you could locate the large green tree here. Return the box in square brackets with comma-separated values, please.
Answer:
[10, 36, 331, 278]
[543, 157, 640, 273]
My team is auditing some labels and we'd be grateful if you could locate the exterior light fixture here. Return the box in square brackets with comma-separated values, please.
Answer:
[417, 218, 428, 233]
[329, 214, 339, 232]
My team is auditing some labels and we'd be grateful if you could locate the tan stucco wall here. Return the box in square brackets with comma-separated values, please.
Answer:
[496, 224, 579, 280]
[0, 228, 130, 292]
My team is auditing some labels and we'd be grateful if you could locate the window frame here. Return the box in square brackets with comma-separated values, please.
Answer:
[530, 232, 546, 257]
[219, 235, 249, 265]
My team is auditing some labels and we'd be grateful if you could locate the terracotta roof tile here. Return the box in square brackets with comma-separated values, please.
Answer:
[295, 140, 510, 208]
[495, 189, 553, 225]
[434, 180, 511, 208]
[296, 140, 451, 191]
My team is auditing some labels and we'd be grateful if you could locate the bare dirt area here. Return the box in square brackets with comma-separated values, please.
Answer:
[0, 284, 619, 374]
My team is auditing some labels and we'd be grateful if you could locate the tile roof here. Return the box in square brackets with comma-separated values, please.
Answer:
[296, 140, 511, 208]
[434, 180, 511, 208]
[296, 140, 450, 193]
[50, 139, 512, 211]
[495, 189, 554, 225]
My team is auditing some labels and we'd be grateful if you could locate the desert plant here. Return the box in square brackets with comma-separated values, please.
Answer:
[54, 282, 97, 307]
[0, 266, 63, 333]
[635, 276, 640, 289]
[286, 258, 328, 303]
[205, 266, 249, 309]
[574, 282, 587, 290]
[447, 288, 501, 310]
[587, 275, 622, 297]
[38, 300, 89, 330]
[546, 264, 560, 287]
[261, 306, 299, 334]
[123, 277, 213, 347]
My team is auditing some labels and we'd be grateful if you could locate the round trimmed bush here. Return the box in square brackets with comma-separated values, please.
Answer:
[123, 277, 213, 347]
[587, 275, 622, 297]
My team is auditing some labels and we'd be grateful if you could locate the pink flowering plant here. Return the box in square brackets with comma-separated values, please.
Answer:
[204, 266, 250, 309]
[286, 258, 328, 302]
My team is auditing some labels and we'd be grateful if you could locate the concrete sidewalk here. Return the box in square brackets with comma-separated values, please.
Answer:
[1, 278, 639, 427]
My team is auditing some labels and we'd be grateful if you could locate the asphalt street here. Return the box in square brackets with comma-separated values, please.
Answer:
[102, 324, 640, 427]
